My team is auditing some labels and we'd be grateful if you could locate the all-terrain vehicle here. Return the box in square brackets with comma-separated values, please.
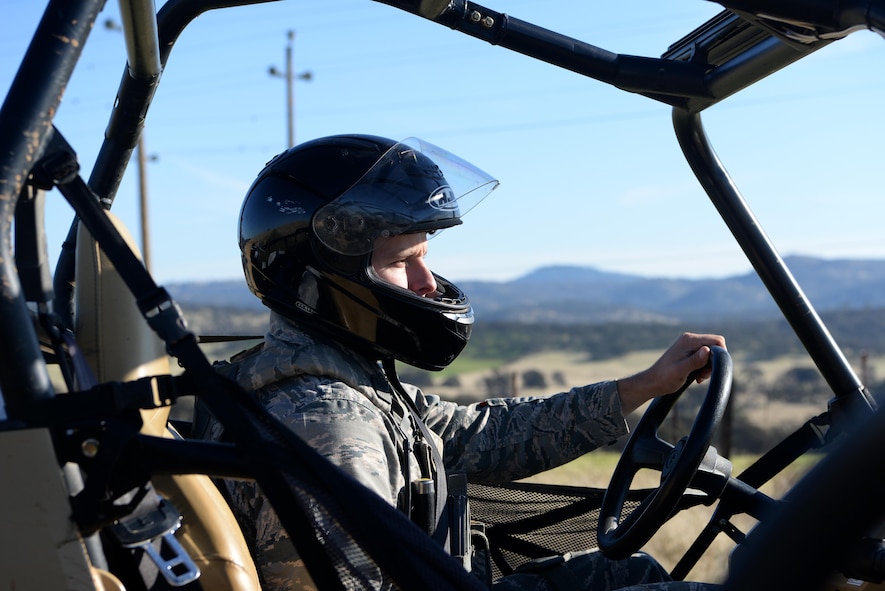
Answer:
[2, 1, 885, 590]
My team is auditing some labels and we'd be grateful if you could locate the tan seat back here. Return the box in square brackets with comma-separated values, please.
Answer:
[74, 214, 260, 591]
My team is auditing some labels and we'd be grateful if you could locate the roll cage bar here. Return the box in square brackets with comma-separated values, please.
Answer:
[2, 0, 880, 419]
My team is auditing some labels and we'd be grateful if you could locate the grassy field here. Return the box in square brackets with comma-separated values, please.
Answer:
[433, 347, 877, 395]
[433, 348, 839, 443]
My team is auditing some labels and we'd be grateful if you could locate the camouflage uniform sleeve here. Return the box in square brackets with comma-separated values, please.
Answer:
[417, 381, 629, 484]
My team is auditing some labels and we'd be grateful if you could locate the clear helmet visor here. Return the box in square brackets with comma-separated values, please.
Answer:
[313, 137, 499, 255]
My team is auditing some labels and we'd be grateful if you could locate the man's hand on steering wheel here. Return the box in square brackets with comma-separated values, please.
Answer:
[616, 332, 727, 415]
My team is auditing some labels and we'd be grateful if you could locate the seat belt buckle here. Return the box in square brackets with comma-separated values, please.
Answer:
[109, 497, 201, 587]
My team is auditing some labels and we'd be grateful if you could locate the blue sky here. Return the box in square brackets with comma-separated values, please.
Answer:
[3, 0, 885, 285]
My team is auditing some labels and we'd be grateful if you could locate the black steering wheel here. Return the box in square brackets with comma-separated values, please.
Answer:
[598, 345, 732, 559]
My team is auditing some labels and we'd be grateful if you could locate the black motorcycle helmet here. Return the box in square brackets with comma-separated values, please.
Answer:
[238, 134, 498, 370]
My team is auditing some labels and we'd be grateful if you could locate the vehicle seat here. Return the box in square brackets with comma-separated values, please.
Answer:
[74, 213, 261, 591]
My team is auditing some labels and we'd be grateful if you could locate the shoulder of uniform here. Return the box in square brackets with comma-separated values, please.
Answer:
[231, 341, 266, 362]
[211, 341, 265, 379]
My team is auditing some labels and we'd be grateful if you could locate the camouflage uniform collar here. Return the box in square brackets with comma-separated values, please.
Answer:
[225, 312, 391, 402]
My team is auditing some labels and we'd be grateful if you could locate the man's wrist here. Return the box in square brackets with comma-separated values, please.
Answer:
[616, 370, 654, 416]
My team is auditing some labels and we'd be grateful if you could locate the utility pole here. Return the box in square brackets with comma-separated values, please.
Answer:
[269, 30, 312, 148]
[136, 136, 152, 272]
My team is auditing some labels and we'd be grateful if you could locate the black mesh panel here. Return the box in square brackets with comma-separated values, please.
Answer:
[468, 481, 650, 580]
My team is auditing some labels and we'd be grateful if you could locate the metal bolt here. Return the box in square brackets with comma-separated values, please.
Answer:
[469, 10, 482, 22]
[81, 438, 100, 458]
[481, 16, 495, 28]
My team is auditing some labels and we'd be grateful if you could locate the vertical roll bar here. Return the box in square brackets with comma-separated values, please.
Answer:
[672, 108, 874, 413]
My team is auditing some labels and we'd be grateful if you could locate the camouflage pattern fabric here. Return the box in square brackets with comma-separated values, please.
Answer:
[205, 312, 718, 591]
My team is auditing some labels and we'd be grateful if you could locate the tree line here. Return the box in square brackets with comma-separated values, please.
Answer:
[455, 307, 885, 366]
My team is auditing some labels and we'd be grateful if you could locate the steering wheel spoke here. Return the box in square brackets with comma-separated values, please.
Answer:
[629, 435, 674, 469]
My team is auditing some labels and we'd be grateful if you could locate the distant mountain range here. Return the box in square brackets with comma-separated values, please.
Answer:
[166, 255, 885, 324]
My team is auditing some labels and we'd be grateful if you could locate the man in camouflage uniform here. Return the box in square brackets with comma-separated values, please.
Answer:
[206, 134, 726, 591]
